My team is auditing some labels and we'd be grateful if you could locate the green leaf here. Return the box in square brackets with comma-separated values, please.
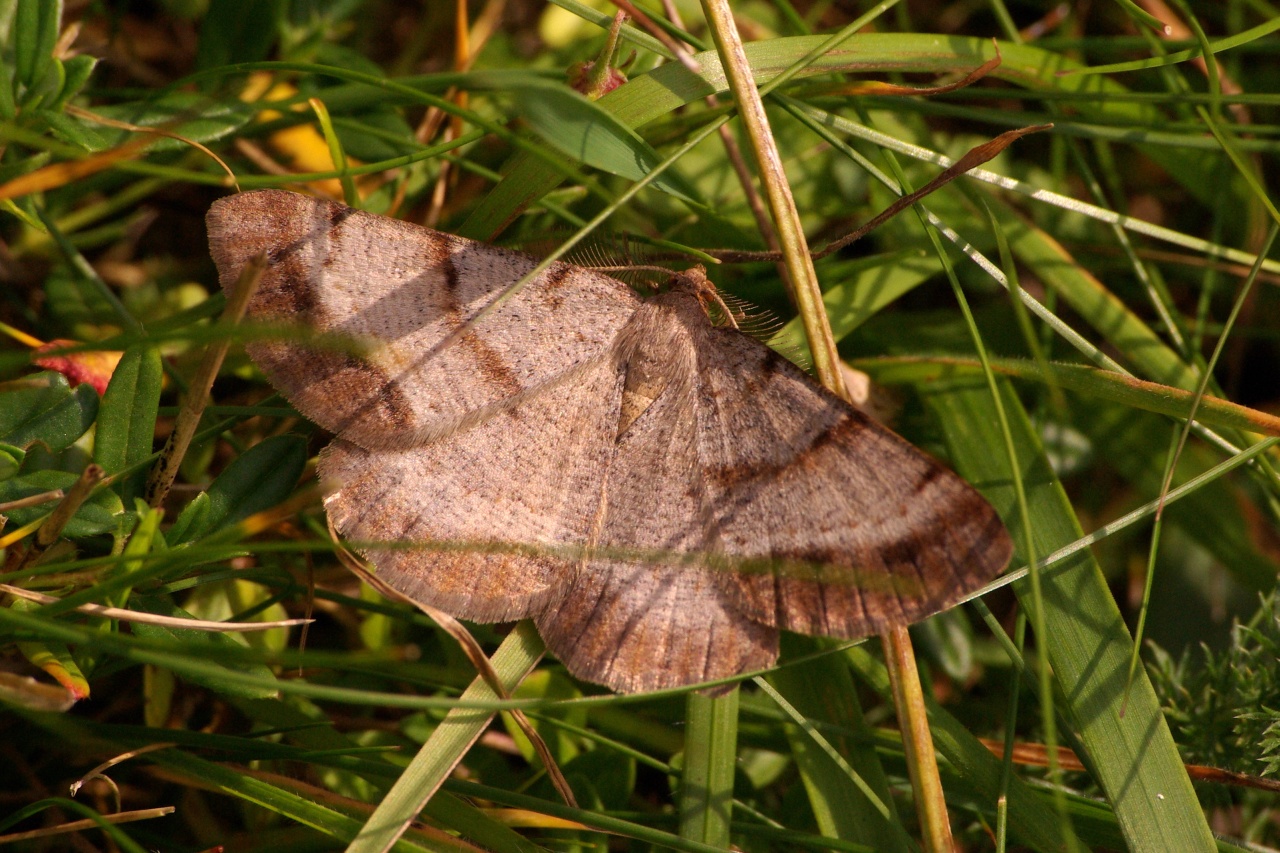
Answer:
[313, 41, 389, 79]
[182, 578, 291, 654]
[0, 40, 16, 120]
[35, 108, 111, 151]
[331, 108, 418, 163]
[557, 749, 636, 812]
[92, 92, 252, 152]
[102, 505, 165, 606]
[15, 629, 90, 702]
[166, 491, 209, 545]
[128, 596, 280, 699]
[866, 357, 1280, 594]
[13, 0, 61, 96]
[194, 0, 281, 71]
[913, 610, 977, 683]
[93, 345, 163, 504]
[168, 435, 306, 544]
[43, 266, 125, 335]
[144, 662, 175, 728]
[467, 71, 701, 204]
[49, 52, 95, 110]
[0, 443, 24, 481]
[0, 372, 98, 452]
[155, 0, 207, 18]
[0, 469, 124, 538]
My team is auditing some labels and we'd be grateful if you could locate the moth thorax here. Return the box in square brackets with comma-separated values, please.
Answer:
[618, 346, 669, 436]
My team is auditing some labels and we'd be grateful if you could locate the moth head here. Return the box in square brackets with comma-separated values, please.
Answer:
[669, 266, 744, 330]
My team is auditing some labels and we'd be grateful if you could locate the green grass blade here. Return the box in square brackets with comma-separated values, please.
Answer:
[762, 641, 911, 852]
[924, 376, 1216, 851]
[845, 646, 1080, 852]
[863, 356, 1280, 438]
[347, 621, 545, 853]
[679, 688, 740, 847]
[988, 201, 1201, 391]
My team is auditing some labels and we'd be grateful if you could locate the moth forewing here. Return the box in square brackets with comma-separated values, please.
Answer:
[208, 189, 1013, 694]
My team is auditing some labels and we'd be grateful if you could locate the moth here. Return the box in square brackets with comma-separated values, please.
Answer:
[207, 189, 1012, 694]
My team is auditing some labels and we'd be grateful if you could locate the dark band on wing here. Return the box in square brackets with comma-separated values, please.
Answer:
[258, 240, 321, 320]
[953, 502, 1014, 576]
[538, 264, 575, 310]
[252, 342, 416, 436]
[319, 205, 354, 269]
[911, 465, 947, 495]
[437, 254, 525, 400]
[737, 342, 788, 396]
[705, 409, 869, 489]
[327, 201, 354, 228]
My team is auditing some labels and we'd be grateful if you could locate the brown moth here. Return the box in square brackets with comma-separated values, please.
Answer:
[207, 189, 1012, 694]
